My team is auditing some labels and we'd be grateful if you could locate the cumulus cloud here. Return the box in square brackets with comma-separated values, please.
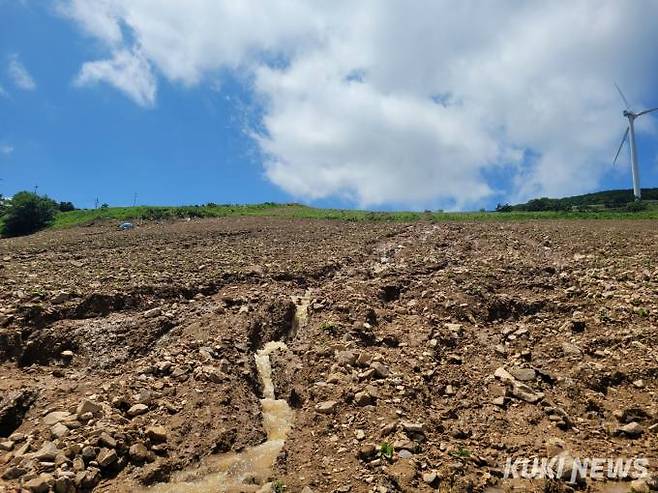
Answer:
[7, 54, 36, 90]
[59, 0, 658, 208]
[75, 48, 156, 106]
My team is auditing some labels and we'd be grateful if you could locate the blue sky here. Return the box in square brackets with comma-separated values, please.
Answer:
[1, 1, 658, 211]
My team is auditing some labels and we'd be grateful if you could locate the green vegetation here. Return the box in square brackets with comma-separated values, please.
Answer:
[4, 188, 658, 238]
[272, 480, 286, 493]
[450, 447, 471, 458]
[47, 202, 658, 230]
[380, 442, 394, 460]
[1, 191, 58, 237]
[319, 321, 338, 333]
[497, 187, 658, 212]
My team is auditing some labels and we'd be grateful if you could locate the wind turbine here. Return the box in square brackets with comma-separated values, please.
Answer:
[613, 83, 658, 201]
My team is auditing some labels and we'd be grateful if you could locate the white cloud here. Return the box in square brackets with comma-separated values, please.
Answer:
[7, 54, 36, 90]
[59, 0, 658, 208]
[0, 144, 14, 156]
[75, 48, 156, 106]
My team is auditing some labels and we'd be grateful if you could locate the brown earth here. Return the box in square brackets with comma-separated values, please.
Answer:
[0, 217, 657, 493]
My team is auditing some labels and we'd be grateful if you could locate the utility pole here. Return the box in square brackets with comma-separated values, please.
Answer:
[34, 185, 38, 195]
[95, 197, 99, 209]
[133, 192, 137, 207]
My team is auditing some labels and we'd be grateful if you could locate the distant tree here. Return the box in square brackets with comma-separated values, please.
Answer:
[495, 203, 513, 212]
[1, 191, 58, 237]
[100, 203, 109, 209]
[0, 194, 9, 216]
[625, 201, 648, 213]
[58, 201, 76, 212]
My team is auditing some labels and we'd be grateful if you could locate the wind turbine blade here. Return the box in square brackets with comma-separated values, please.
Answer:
[637, 107, 658, 117]
[614, 83, 631, 110]
[613, 127, 629, 165]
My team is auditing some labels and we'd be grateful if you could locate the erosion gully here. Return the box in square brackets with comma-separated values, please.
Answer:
[143, 291, 312, 493]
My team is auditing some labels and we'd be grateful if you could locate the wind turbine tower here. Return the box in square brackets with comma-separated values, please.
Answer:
[613, 84, 658, 201]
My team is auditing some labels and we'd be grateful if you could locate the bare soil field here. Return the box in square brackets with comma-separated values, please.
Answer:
[0, 217, 657, 493]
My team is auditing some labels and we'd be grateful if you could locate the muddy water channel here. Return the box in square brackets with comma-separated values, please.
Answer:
[144, 341, 293, 493]
[145, 294, 312, 492]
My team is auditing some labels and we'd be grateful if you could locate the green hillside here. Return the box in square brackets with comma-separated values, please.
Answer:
[497, 188, 658, 212]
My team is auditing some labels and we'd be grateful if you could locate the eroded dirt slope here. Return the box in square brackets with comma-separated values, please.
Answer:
[0, 218, 657, 493]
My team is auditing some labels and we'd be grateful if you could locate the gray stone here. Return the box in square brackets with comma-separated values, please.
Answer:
[508, 367, 536, 382]
[43, 411, 71, 425]
[24, 473, 53, 493]
[98, 432, 117, 448]
[618, 421, 644, 438]
[1, 465, 26, 480]
[144, 307, 162, 318]
[315, 401, 338, 414]
[76, 399, 102, 416]
[33, 441, 59, 461]
[511, 382, 543, 404]
[370, 361, 390, 378]
[97, 447, 118, 468]
[50, 422, 69, 439]
[127, 403, 148, 417]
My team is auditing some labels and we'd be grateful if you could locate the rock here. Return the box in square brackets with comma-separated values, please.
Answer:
[2, 465, 26, 480]
[60, 350, 74, 362]
[98, 432, 117, 448]
[494, 367, 516, 384]
[72, 456, 85, 472]
[336, 350, 357, 366]
[127, 404, 149, 417]
[630, 479, 650, 493]
[9, 432, 26, 442]
[353, 390, 375, 406]
[301, 488, 315, 493]
[54, 476, 74, 493]
[618, 421, 644, 438]
[144, 307, 162, 318]
[0, 389, 38, 436]
[355, 352, 372, 367]
[492, 396, 507, 407]
[50, 422, 69, 439]
[508, 367, 536, 382]
[446, 354, 463, 364]
[422, 471, 438, 485]
[511, 382, 543, 403]
[34, 441, 60, 461]
[76, 399, 102, 416]
[97, 447, 118, 468]
[75, 467, 100, 489]
[129, 443, 152, 463]
[370, 361, 390, 378]
[24, 473, 53, 493]
[145, 425, 168, 443]
[0, 440, 14, 451]
[43, 411, 72, 425]
[81, 445, 96, 462]
[561, 342, 582, 356]
[401, 422, 424, 434]
[315, 401, 338, 414]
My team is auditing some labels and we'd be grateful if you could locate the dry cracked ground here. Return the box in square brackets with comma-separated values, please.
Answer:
[0, 217, 657, 493]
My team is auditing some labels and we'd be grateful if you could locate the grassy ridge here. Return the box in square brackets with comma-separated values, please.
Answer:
[49, 203, 658, 229]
